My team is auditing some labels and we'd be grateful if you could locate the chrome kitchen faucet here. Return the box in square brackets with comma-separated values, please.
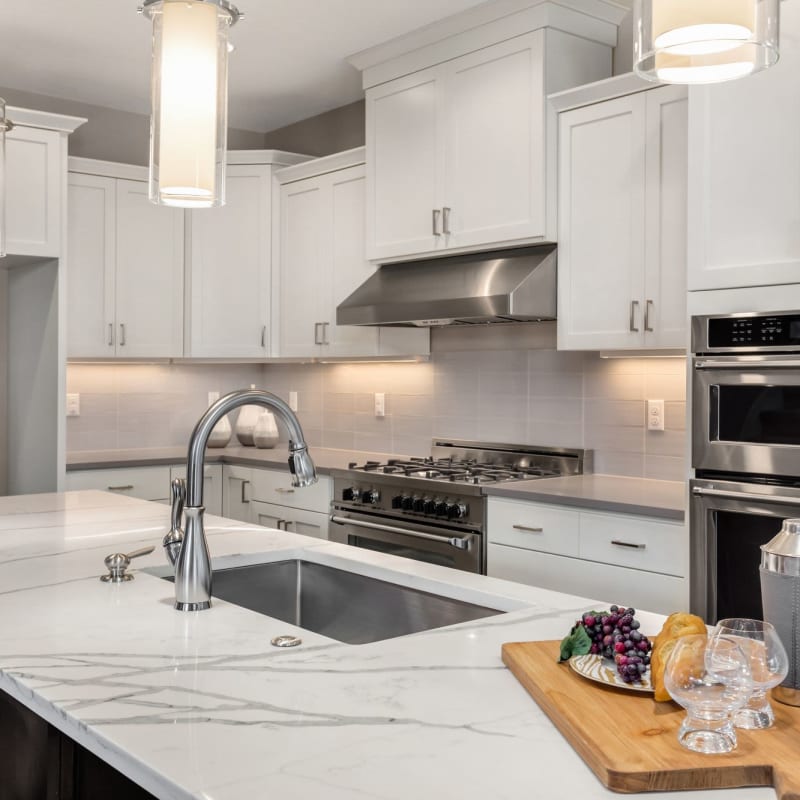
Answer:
[171, 389, 317, 611]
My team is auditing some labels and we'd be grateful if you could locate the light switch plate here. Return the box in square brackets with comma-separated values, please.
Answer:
[66, 393, 80, 417]
[647, 399, 665, 431]
[374, 392, 385, 418]
[289, 391, 298, 412]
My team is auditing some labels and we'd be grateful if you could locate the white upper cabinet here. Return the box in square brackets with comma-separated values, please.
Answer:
[186, 164, 272, 358]
[688, 0, 800, 292]
[67, 161, 184, 359]
[356, 4, 620, 264]
[275, 150, 429, 359]
[557, 84, 688, 351]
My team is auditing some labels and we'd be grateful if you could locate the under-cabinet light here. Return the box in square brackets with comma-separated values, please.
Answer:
[633, 0, 779, 84]
[140, 0, 242, 208]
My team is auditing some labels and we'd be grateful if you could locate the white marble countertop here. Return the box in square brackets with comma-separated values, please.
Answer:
[0, 491, 765, 799]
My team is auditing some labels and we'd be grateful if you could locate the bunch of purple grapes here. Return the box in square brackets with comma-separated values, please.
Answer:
[578, 605, 652, 684]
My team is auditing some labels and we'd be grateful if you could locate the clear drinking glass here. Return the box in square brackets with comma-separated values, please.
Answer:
[663, 634, 753, 754]
[710, 618, 789, 729]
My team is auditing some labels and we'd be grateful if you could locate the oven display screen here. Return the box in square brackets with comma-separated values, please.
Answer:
[708, 314, 800, 348]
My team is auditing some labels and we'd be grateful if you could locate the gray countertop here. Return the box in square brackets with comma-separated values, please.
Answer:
[484, 474, 686, 521]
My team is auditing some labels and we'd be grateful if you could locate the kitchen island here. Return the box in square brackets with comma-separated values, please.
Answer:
[0, 491, 770, 800]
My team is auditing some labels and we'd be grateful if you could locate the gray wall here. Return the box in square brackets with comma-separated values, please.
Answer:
[0, 86, 264, 166]
[262, 100, 365, 156]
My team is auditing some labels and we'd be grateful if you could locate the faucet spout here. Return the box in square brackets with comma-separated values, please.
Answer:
[173, 389, 317, 612]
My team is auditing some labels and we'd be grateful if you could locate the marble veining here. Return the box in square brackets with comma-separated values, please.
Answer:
[0, 491, 771, 800]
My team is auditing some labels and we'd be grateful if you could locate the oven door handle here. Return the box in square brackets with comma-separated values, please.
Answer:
[330, 515, 471, 551]
[694, 359, 800, 370]
[692, 486, 800, 506]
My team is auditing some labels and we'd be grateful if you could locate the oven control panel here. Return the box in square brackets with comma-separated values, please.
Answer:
[335, 482, 475, 524]
[707, 313, 800, 349]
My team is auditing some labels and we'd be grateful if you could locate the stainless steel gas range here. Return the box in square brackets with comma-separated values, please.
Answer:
[329, 440, 589, 574]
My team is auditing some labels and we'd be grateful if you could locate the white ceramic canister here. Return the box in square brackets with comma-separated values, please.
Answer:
[254, 410, 280, 449]
[208, 414, 232, 448]
[235, 385, 262, 446]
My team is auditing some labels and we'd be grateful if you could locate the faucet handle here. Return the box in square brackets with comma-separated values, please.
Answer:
[164, 478, 186, 567]
[101, 545, 155, 583]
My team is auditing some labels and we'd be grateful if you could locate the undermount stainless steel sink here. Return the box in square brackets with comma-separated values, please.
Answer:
[166, 559, 503, 644]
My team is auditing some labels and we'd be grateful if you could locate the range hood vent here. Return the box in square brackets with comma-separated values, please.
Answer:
[336, 245, 557, 328]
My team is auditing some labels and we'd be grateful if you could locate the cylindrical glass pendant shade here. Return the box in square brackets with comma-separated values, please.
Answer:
[634, 0, 780, 85]
[0, 100, 12, 259]
[143, 0, 239, 208]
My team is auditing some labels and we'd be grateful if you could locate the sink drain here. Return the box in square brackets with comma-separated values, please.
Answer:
[271, 634, 302, 648]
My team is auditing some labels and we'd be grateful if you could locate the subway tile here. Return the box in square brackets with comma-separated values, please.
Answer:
[583, 399, 643, 428]
[391, 394, 434, 417]
[323, 393, 356, 413]
[392, 414, 434, 439]
[526, 420, 584, 448]
[353, 412, 391, 436]
[353, 431, 393, 453]
[321, 430, 356, 450]
[645, 429, 687, 458]
[391, 435, 434, 458]
[431, 416, 481, 440]
[665, 401, 687, 431]
[433, 391, 479, 419]
[529, 397, 583, 425]
[644, 455, 687, 482]
[583, 370, 645, 401]
[585, 424, 644, 454]
[322, 410, 356, 432]
[644, 373, 687, 403]
[593, 451, 645, 478]
[529, 372, 583, 398]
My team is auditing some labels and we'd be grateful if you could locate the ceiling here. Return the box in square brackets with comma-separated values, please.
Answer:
[0, 0, 496, 133]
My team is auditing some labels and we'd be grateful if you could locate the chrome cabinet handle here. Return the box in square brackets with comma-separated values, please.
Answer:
[512, 524, 544, 533]
[119, 323, 126, 347]
[644, 299, 654, 332]
[240, 479, 250, 504]
[261, 326, 266, 348]
[314, 322, 323, 345]
[108, 323, 114, 347]
[107, 484, 134, 492]
[432, 209, 442, 236]
[321, 322, 329, 345]
[611, 540, 646, 550]
[629, 301, 639, 333]
[442, 206, 452, 235]
[275, 487, 295, 494]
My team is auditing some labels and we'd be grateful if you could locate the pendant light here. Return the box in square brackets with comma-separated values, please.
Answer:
[0, 100, 13, 258]
[140, 0, 242, 208]
[633, 0, 780, 85]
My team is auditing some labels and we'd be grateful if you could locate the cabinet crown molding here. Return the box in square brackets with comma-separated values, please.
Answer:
[348, 0, 627, 88]
[549, 72, 684, 114]
[275, 147, 366, 185]
[7, 106, 87, 134]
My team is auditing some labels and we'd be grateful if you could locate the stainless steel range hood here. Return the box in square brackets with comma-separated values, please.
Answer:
[336, 245, 557, 327]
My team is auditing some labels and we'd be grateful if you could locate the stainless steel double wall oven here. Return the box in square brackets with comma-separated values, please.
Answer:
[691, 312, 800, 621]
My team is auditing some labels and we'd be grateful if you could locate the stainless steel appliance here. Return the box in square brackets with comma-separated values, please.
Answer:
[330, 440, 588, 574]
[691, 311, 800, 621]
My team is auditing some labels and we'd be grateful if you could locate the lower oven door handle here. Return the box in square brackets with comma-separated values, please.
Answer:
[694, 359, 800, 370]
[330, 515, 471, 551]
[692, 486, 800, 506]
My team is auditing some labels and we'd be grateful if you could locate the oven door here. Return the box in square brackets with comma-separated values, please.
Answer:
[693, 355, 800, 476]
[329, 511, 483, 573]
[690, 478, 800, 622]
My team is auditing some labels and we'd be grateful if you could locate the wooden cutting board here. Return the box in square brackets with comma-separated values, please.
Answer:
[502, 640, 800, 797]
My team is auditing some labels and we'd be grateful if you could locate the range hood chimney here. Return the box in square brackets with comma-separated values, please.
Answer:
[336, 245, 557, 328]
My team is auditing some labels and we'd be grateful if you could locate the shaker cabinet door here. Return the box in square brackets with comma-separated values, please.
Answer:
[557, 94, 646, 350]
[115, 179, 184, 358]
[187, 165, 271, 357]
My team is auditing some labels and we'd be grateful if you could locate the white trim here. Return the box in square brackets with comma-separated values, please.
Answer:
[274, 147, 366, 185]
[68, 157, 148, 182]
[7, 107, 86, 134]
[349, 0, 626, 88]
[548, 72, 670, 112]
[226, 149, 311, 167]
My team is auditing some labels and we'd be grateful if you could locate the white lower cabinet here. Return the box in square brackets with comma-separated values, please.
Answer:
[169, 464, 223, 517]
[250, 501, 329, 540]
[222, 464, 254, 522]
[487, 497, 686, 614]
[65, 466, 172, 502]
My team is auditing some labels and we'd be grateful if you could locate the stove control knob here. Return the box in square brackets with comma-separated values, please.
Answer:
[342, 487, 361, 502]
[401, 495, 414, 511]
[412, 496, 425, 513]
[362, 489, 380, 505]
[391, 495, 404, 509]
[423, 498, 437, 514]
[434, 501, 449, 517]
[448, 502, 468, 520]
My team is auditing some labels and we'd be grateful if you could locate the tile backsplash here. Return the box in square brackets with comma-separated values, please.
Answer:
[67, 329, 688, 481]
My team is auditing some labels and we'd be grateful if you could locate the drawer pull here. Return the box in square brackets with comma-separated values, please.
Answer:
[275, 487, 295, 494]
[513, 524, 544, 533]
[107, 485, 134, 492]
[240, 479, 250, 504]
[611, 539, 646, 550]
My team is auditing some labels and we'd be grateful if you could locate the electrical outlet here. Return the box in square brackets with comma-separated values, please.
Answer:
[374, 392, 386, 418]
[208, 390, 220, 406]
[289, 391, 298, 412]
[647, 399, 665, 431]
[66, 393, 80, 417]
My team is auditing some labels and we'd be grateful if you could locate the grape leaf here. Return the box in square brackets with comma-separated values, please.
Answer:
[558, 624, 592, 662]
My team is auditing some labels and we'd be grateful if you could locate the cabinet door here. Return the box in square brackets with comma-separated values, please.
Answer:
[283, 507, 329, 540]
[366, 67, 444, 261]
[221, 464, 253, 522]
[557, 94, 647, 350]
[644, 86, 688, 349]
[65, 466, 171, 501]
[443, 32, 546, 250]
[277, 178, 324, 357]
[321, 165, 379, 358]
[187, 165, 270, 357]
[688, 0, 800, 291]
[170, 464, 223, 517]
[67, 173, 116, 357]
[115, 179, 184, 358]
[251, 500, 288, 530]
[5, 126, 61, 257]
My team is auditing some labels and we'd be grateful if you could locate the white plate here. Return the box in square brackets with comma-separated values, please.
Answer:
[569, 653, 653, 693]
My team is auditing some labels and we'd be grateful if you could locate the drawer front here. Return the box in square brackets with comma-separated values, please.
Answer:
[250, 468, 332, 513]
[65, 466, 171, 501]
[170, 464, 223, 517]
[579, 512, 684, 577]
[487, 498, 579, 557]
[251, 501, 328, 540]
[487, 543, 686, 615]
